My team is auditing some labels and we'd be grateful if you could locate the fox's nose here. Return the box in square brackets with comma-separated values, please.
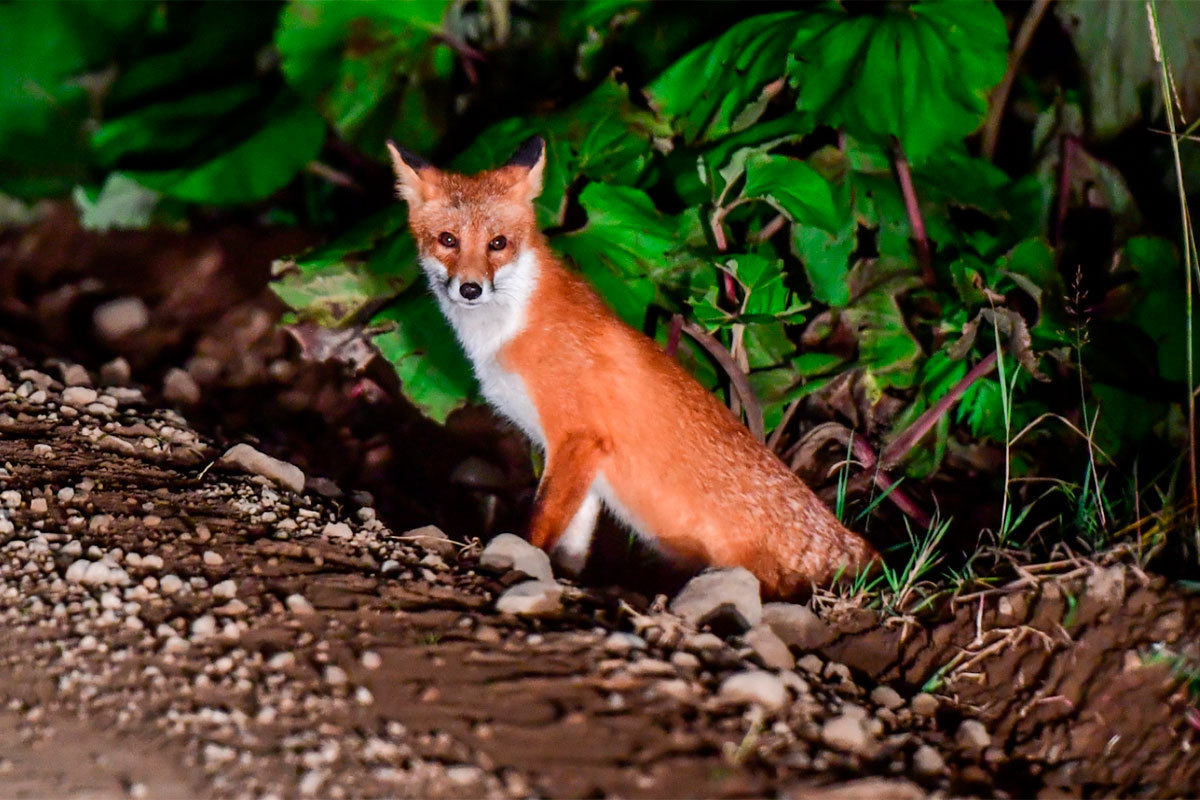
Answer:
[459, 282, 483, 300]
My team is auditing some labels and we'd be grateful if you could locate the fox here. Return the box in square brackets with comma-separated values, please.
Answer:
[386, 135, 878, 599]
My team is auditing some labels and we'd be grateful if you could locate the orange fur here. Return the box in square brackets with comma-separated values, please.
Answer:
[388, 139, 877, 598]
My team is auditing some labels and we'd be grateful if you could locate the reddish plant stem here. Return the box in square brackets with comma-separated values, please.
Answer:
[681, 319, 765, 442]
[851, 437, 932, 528]
[892, 141, 936, 288]
[665, 313, 683, 358]
[881, 351, 1000, 470]
[982, 0, 1052, 161]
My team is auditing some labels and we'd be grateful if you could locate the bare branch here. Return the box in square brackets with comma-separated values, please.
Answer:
[982, 0, 1052, 160]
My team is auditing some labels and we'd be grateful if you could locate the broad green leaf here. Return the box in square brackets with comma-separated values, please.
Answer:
[555, 182, 704, 326]
[1057, 0, 1200, 138]
[842, 263, 925, 389]
[91, 83, 263, 166]
[456, 78, 666, 227]
[788, 1, 1007, 163]
[1127, 236, 1199, 384]
[742, 153, 839, 232]
[371, 292, 477, 423]
[123, 103, 325, 204]
[647, 11, 805, 144]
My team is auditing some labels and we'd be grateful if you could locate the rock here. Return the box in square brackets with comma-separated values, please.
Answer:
[956, 719, 991, 752]
[494, 580, 562, 616]
[162, 368, 201, 406]
[61, 386, 98, 408]
[762, 602, 832, 650]
[669, 568, 762, 632]
[212, 580, 237, 599]
[185, 356, 223, 385]
[286, 594, 316, 615]
[322, 522, 353, 541]
[99, 357, 132, 386]
[717, 670, 787, 711]
[190, 615, 217, 639]
[870, 685, 905, 710]
[479, 533, 554, 583]
[821, 713, 873, 755]
[912, 743, 945, 776]
[202, 550, 223, 566]
[159, 574, 184, 594]
[94, 297, 149, 339]
[604, 632, 647, 655]
[29, 497, 47, 514]
[401, 525, 457, 558]
[59, 363, 91, 387]
[910, 693, 939, 717]
[324, 665, 348, 686]
[784, 778, 925, 800]
[1086, 565, 1126, 606]
[361, 651, 382, 670]
[745, 624, 795, 670]
[449, 457, 507, 490]
[219, 444, 305, 494]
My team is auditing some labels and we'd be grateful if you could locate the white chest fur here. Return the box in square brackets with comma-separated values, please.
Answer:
[421, 249, 545, 446]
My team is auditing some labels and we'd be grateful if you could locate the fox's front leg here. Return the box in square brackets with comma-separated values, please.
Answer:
[528, 434, 608, 575]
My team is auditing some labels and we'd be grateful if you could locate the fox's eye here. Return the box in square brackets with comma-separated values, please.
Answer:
[488, 235, 507, 252]
[437, 232, 458, 248]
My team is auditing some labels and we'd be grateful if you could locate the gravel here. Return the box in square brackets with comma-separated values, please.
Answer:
[494, 580, 563, 616]
[479, 533, 555, 583]
[218, 443, 306, 494]
[717, 670, 788, 711]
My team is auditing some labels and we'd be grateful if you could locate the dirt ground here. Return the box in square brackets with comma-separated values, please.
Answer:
[1, 207, 1199, 797]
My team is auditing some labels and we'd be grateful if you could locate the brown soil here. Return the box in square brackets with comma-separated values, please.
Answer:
[1, 206, 1198, 797]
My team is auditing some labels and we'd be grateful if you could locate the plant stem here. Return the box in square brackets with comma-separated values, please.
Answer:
[1053, 135, 1079, 246]
[665, 313, 683, 357]
[880, 351, 999, 469]
[1147, 0, 1199, 526]
[891, 141, 936, 288]
[681, 320, 765, 441]
[982, 0, 1052, 161]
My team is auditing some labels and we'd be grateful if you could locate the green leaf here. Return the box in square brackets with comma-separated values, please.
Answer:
[646, 11, 805, 144]
[456, 77, 665, 227]
[123, 102, 326, 204]
[554, 182, 705, 326]
[1057, 0, 1200, 138]
[371, 292, 477, 423]
[788, 1, 1008, 163]
[1127, 236, 1199, 384]
[742, 153, 839, 232]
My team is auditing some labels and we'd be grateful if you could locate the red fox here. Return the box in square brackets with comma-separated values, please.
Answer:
[387, 136, 877, 598]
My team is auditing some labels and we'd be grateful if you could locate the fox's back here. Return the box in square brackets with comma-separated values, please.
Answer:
[502, 257, 871, 595]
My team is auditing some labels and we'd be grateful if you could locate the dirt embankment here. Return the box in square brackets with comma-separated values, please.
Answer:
[0, 344, 1198, 798]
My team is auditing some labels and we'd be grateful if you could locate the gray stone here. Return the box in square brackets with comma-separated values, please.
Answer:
[99, 357, 132, 386]
[745, 624, 795, 670]
[219, 443, 305, 494]
[910, 692, 939, 717]
[912, 744, 945, 776]
[669, 567, 762, 631]
[761, 602, 832, 650]
[94, 297, 149, 339]
[603, 632, 647, 655]
[494, 580, 562, 616]
[401, 524, 458, 559]
[479, 533, 554, 583]
[821, 713, 873, 755]
[717, 670, 787, 711]
[956, 719, 991, 752]
[870, 685, 905, 710]
[163, 368, 201, 405]
[61, 386, 98, 408]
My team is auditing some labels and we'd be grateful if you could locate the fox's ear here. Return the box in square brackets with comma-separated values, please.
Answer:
[503, 135, 545, 203]
[386, 141, 442, 208]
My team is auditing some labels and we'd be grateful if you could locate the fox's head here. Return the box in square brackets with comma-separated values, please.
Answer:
[387, 136, 545, 310]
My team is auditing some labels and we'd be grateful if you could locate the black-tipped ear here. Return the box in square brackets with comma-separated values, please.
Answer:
[506, 135, 545, 169]
[386, 141, 441, 208]
[387, 140, 432, 171]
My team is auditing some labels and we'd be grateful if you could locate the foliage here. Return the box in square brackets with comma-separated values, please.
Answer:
[4, 0, 1199, 557]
